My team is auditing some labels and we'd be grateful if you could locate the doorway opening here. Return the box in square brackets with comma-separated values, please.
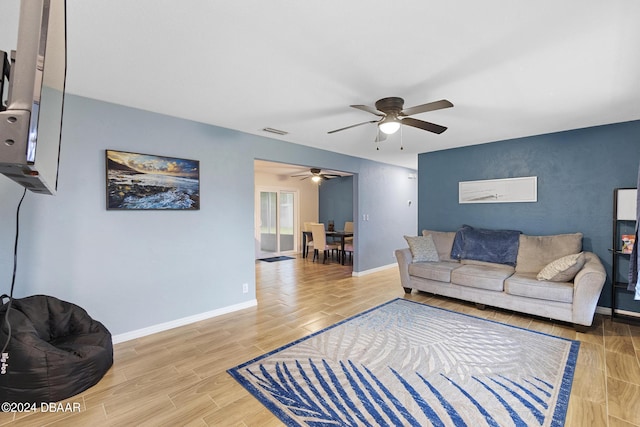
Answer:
[254, 160, 355, 265]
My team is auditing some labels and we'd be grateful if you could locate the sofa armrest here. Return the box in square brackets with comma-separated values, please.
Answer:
[395, 248, 413, 290]
[572, 252, 606, 326]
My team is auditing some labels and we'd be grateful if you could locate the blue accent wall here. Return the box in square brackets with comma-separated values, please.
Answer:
[319, 176, 354, 231]
[418, 120, 640, 313]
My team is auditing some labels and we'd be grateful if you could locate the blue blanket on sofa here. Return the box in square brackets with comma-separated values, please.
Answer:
[451, 224, 522, 266]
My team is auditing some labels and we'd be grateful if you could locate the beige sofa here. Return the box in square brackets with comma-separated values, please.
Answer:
[396, 229, 606, 328]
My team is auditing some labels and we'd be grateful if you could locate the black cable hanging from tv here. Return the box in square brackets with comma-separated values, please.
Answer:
[1, 187, 28, 355]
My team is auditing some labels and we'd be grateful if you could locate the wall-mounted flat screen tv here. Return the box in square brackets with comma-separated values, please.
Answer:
[0, 0, 66, 195]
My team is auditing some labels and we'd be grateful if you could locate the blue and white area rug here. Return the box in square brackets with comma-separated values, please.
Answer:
[228, 298, 579, 426]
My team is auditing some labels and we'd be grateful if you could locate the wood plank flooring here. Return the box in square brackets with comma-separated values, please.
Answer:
[2, 254, 639, 426]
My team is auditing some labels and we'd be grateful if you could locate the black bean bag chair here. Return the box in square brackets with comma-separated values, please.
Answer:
[0, 295, 113, 404]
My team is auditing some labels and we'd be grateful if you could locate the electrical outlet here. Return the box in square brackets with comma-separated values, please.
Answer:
[242, 283, 248, 293]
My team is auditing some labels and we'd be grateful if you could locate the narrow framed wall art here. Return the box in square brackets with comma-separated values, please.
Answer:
[106, 150, 200, 210]
[459, 176, 537, 204]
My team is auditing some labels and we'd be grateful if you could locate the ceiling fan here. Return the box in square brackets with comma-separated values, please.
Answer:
[291, 168, 340, 183]
[328, 97, 453, 142]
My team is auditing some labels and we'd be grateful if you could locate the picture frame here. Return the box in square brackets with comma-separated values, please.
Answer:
[106, 149, 200, 210]
[459, 176, 537, 204]
[616, 188, 637, 220]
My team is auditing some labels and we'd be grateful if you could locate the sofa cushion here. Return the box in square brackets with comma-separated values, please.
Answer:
[408, 261, 460, 283]
[422, 230, 458, 262]
[404, 235, 439, 262]
[505, 273, 574, 303]
[515, 233, 583, 274]
[461, 258, 516, 271]
[537, 252, 586, 282]
[450, 264, 514, 291]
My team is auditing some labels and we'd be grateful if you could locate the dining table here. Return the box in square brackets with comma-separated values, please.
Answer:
[302, 230, 354, 265]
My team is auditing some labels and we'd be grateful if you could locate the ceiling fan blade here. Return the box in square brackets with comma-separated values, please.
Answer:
[350, 104, 385, 116]
[328, 120, 378, 134]
[400, 99, 453, 117]
[401, 117, 448, 134]
[322, 174, 340, 179]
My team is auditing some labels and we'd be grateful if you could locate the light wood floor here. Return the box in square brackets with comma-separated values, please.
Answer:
[2, 255, 640, 426]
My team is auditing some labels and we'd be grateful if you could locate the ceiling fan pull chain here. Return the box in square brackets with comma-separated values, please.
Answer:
[400, 124, 404, 151]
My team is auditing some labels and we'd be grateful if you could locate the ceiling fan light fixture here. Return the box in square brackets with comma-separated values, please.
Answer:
[328, 97, 453, 140]
[378, 118, 401, 135]
[311, 175, 322, 183]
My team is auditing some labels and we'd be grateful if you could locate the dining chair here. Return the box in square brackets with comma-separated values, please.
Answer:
[344, 242, 354, 264]
[303, 222, 315, 257]
[344, 221, 354, 243]
[310, 223, 339, 263]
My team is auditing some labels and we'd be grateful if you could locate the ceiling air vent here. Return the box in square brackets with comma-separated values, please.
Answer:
[262, 127, 289, 136]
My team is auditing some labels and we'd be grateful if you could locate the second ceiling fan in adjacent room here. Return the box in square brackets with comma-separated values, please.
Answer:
[291, 168, 341, 183]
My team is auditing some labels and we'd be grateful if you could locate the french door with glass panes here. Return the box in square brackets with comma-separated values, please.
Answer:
[256, 188, 298, 258]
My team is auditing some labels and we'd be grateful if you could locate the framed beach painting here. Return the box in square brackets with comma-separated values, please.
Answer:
[459, 176, 537, 204]
[106, 150, 200, 210]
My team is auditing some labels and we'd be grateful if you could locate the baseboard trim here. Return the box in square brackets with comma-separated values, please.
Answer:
[112, 299, 258, 344]
[595, 305, 640, 318]
[352, 263, 396, 277]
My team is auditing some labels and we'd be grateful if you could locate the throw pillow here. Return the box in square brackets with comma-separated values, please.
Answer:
[536, 252, 586, 282]
[404, 235, 439, 263]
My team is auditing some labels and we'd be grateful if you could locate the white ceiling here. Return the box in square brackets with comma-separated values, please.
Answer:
[31, 1, 640, 169]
